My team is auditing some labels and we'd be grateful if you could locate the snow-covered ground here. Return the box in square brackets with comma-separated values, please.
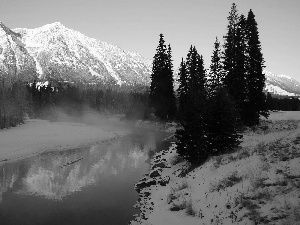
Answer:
[131, 111, 300, 225]
[0, 118, 128, 164]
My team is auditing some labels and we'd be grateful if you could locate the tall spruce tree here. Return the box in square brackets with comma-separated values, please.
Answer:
[244, 9, 268, 125]
[149, 34, 176, 120]
[166, 44, 177, 120]
[206, 34, 243, 156]
[176, 58, 188, 122]
[176, 46, 208, 165]
[223, 4, 268, 126]
[208, 37, 224, 96]
[223, 4, 248, 124]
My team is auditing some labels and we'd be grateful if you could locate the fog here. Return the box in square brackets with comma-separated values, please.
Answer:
[38, 105, 132, 133]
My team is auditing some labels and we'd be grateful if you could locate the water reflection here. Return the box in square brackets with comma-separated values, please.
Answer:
[0, 129, 170, 225]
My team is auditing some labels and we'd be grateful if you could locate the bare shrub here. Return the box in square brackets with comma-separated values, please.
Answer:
[210, 171, 243, 192]
[169, 201, 186, 211]
[236, 148, 251, 160]
[211, 155, 223, 170]
[252, 188, 272, 201]
[185, 199, 196, 216]
[250, 174, 266, 189]
[177, 180, 189, 190]
[167, 180, 189, 204]
[167, 191, 177, 204]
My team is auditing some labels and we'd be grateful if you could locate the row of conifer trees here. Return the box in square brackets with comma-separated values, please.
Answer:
[0, 77, 150, 129]
[149, 3, 267, 165]
[27, 80, 150, 120]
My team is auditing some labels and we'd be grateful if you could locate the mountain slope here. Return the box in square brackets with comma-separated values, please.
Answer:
[264, 70, 300, 96]
[0, 22, 152, 85]
[0, 22, 37, 81]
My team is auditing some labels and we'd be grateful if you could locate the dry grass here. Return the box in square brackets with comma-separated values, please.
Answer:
[167, 180, 189, 204]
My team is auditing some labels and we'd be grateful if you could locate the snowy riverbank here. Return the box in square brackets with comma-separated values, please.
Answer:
[131, 111, 300, 225]
[0, 118, 128, 164]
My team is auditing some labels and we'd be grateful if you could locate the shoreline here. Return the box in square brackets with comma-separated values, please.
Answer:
[131, 111, 300, 225]
[0, 119, 128, 164]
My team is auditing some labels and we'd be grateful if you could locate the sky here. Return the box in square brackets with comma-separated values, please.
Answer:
[1, 0, 299, 81]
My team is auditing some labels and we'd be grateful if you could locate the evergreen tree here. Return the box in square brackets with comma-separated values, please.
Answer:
[208, 37, 224, 96]
[176, 58, 188, 122]
[176, 46, 208, 165]
[223, 4, 248, 124]
[244, 9, 268, 125]
[165, 44, 177, 120]
[223, 4, 268, 126]
[223, 3, 239, 80]
[149, 34, 176, 120]
[206, 88, 242, 155]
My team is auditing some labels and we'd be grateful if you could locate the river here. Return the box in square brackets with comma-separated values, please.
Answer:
[0, 127, 172, 225]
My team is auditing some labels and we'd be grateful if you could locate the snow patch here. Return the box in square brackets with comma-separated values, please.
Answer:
[32, 56, 43, 75]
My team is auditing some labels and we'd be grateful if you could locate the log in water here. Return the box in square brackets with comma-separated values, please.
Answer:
[60, 157, 84, 168]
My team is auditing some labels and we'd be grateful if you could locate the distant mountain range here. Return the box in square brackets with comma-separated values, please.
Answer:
[0, 21, 299, 96]
[0, 21, 151, 85]
[264, 71, 300, 97]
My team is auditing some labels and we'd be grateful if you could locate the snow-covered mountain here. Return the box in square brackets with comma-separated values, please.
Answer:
[264, 70, 300, 97]
[0, 21, 152, 85]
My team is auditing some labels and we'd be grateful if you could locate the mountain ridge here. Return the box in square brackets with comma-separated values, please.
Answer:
[0, 21, 152, 85]
[264, 70, 300, 97]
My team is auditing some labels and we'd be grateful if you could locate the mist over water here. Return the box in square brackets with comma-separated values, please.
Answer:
[37, 105, 132, 133]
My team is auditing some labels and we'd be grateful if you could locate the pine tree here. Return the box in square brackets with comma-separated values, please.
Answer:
[149, 34, 176, 121]
[244, 9, 268, 125]
[208, 37, 224, 96]
[176, 46, 208, 165]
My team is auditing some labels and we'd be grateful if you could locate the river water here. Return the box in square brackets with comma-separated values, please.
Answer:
[0, 127, 171, 225]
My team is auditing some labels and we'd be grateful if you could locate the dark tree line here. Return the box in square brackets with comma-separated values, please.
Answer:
[266, 93, 300, 111]
[27, 80, 150, 120]
[0, 76, 29, 129]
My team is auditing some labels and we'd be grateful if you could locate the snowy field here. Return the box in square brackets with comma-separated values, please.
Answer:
[0, 117, 128, 164]
[131, 111, 300, 225]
